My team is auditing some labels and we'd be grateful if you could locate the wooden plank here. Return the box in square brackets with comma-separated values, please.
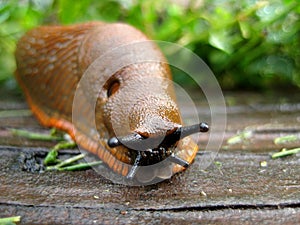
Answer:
[0, 91, 300, 224]
[1, 204, 300, 225]
[0, 146, 299, 224]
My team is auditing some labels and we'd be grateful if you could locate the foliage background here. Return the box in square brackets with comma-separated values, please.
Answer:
[0, 0, 299, 90]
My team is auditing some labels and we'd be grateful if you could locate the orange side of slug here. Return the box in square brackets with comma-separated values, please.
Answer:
[15, 22, 199, 177]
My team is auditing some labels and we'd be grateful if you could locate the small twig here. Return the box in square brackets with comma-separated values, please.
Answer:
[271, 147, 300, 159]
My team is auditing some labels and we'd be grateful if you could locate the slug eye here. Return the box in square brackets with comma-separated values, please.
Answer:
[107, 80, 120, 97]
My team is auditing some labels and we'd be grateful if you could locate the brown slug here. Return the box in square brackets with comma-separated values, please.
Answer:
[15, 21, 208, 183]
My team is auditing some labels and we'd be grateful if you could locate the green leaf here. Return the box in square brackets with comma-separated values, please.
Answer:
[209, 31, 233, 54]
[43, 149, 59, 165]
[0, 11, 10, 24]
[238, 20, 251, 39]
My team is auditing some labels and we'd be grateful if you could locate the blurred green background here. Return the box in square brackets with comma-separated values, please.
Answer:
[0, 0, 299, 91]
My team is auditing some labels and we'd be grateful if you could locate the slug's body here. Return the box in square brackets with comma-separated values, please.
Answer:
[15, 22, 208, 183]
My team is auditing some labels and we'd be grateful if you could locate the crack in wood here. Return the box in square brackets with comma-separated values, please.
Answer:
[1, 202, 300, 212]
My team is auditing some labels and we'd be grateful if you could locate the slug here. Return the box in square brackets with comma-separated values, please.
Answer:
[15, 21, 208, 183]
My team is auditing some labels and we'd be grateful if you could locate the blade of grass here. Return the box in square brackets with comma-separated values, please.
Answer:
[10, 128, 64, 141]
[0, 216, 21, 225]
[271, 147, 300, 159]
[46, 153, 86, 171]
[0, 109, 32, 118]
[43, 141, 76, 165]
[274, 135, 299, 145]
[58, 161, 102, 171]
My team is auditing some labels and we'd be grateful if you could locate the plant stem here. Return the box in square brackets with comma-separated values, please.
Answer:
[0, 216, 21, 224]
[0, 109, 32, 118]
[10, 128, 64, 141]
[46, 153, 86, 171]
[271, 148, 300, 159]
[274, 135, 298, 145]
[52, 141, 76, 151]
[43, 141, 76, 165]
[58, 161, 102, 171]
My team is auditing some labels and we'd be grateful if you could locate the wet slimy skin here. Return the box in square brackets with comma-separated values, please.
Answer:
[15, 22, 208, 183]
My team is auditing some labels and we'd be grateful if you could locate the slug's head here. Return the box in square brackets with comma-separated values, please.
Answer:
[97, 63, 209, 183]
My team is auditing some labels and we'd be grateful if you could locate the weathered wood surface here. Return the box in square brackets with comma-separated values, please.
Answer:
[0, 89, 300, 225]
